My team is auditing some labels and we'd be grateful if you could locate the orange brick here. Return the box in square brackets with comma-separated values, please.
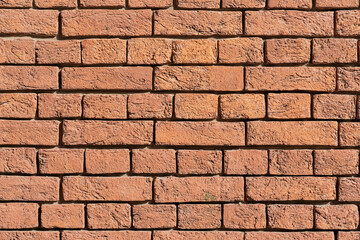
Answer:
[339, 178, 360, 201]
[0, 39, 35, 64]
[268, 0, 312, 9]
[265, 38, 310, 64]
[177, 150, 222, 175]
[0, 232, 59, 240]
[0, 93, 37, 119]
[128, 0, 172, 8]
[269, 150, 313, 175]
[268, 205, 314, 229]
[0, 0, 32, 7]
[219, 38, 263, 64]
[132, 149, 176, 174]
[178, 204, 221, 229]
[315, 205, 359, 230]
[133, 205, 176, 229]
[85, 149, 130, 174]
[62, 231, 151, 240]
[317, 0, 359, 9]
[315, 150, 359, 175]
[220, 94, 265, 119]
[0, 203, 38, 229]
[175, 94, 218, 119]
[0, 148, 36, 174]
[80, 0, 125, 7]
[314, 94, 356, 119]
[340, 123, 360, 146]
[38, 94, 82, 118]
[224, 150, 268, 175]
[178, 0, 220, 8]
[222, 0, 265, 8]
[83, 94, 127, 119]
[268, 93, 311, 119]
[36, 40, 81, 64]
[338, 68, 360, 91]
[245, 232, 334, 240]
[35, 0, 77, 8]
[128, 93, 173, 119]
[128, 38, 172, 65]
[224, 204, 266, 229]
[154, 231, 244, 239]
[336, 10, 360, 36]
[313, 38, 358, 63]
[39, 149, 84, 174]
[172, 39, 217, 64]
[41, 204, 84, 229]
[338, 232, 360, 240]
[87, 204, 131, 229]
[82, 39, 126, 65]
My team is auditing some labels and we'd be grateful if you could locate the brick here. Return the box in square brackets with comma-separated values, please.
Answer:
[268, 93, 311, 119]
[42, 204, 84, 229]
[315, 205, 359, 230]
[155, 66, 244, 91]
[82, 39, 126, 65]
[340, 123, 360, 146]
[178, 204, 221, 229]
[0, 66, 58, 90]
[224, 204, 266, 229]
[224, 150, 268, 175]
[0, 203, 38, 229]
[248, 121, 338, 146]
[314, 94, 356, 119]
[265, 38, 310, 64]
[128, 38, 172, 65]
[0, 148, 36, 174]
[62, 10, 152, 37]
[80, 0, 125, 7]
[0, 176, 59, 201]
[128, 0, 172, 8]
[317, 0, 359, 9]
[246, 177, 336, 201]
[38, 94, 82, 118]
[133, 205, 176, 229]
[172, 39, 218, 64]
[178, 0, 220, 8]
[269, 150, 313, 175]
[222, 0, 265, 8]
[338, 68, 360, 91]
[87, 203, 131, 229]
[0, 0, 32, 7]
[339, 178, 360, 201]
[0, 39, 35, 64]
[337, 10, 360, 36]
[246, 67, 336, 91]
[177, 150, 222, 175]
[175, 94, 218, 119]
[0, 232, 59, 240]
[268, 205, 313, 229]
[246, 11, 333, 36]
[39, 149, 84, 174]
[132, 149, 176, 174]
[268, 0, 312, 8]
[315, 150, 359, 175]
[128, 93, 173, 119]
[63, 176, 152, 201]
[0, 9, 58, 36]
[62, 231, 151, 240]
[313, 38, 358, 64]
[63, 120, 153, 145]
[154, 176, 244, 203]
[156, 121, 245, 146]
[83, 94, 127, 119]
[220, 94, 266, 119]
[0, 93, 37, 119]
[86, 149, 130, 174]
[338, 232, 360, 240]
[245, 232, 334, 240]
[35, 0, 77, 8]
[219, 38, 263, 64]
[154, 10, 242, 36]
[0, 120, 59, 146]
[154, 231, 244, 240]
[62, 67, 152, 90]
[36, 40, 81, 64]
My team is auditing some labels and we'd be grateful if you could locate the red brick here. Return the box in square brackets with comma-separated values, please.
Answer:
[156, 121, 245, 146]
[128, 93, 172, 119]
[36, 40, 80, 64]
[178, 204, 221, 229]
[178, 0, 220, 8]
[128, 0, 172, 8]
[133, 205, 176, 229]
[62, 10, 152, 37]
[0, 0, 32, 7]
[246, 177, 336, 201]
[154, 176, 244, 203]
[246, 11, 333, 36]
[62, 231, 151, 240]
[155, 66, 244, 91]
[315, 150, 359, 175]
[41, 204, 84, 229]
[38, 94, 82, 118]
[246, 67, 336, 91]
[338, 232, 360, 240]
[313, 38, 358, 63]
[0, 148, 36, 174]
[245, 232, 334, 240]
[87, 203, 131, 229]
[0, 93, 37, 119]
[222, 0, 265, 8]
[317, 0, 359, 8]
[0, 39, 35, 64]
[338, 68, 360, 91]
[0, 203, 38, 229]
[128, 38, 172, 65]
[268, 93, 311, 119]
[0, 176, 59, 201]
[63, 120, 153, 145]
[35, 0, 77, 8]
[336, 10, 360, 36]
[0, 10, 58, 36]
[339, 178, 360, 201]
[0, 66, 58, 90]
[224, 204, 266, 229]
[80, 0, 125, 7]
[82, 39, 126, 65]
[268, 0, 312, 9]
[0, 120, 59, 146]
[224, 150, 268, 175]
[172, 39, 218, 64]
[220, 94, 265, 119]
[269, 150, 313, 175]
[266, 38, 310, 64]
[63, 176, 152, 201]
[85, 149, 130, 174]
[340, 122, 360, 146]
[154, 10, 242, 36]
[315, 205, 359, 230]
[62, 67, 152, 90]
[177, 150, 222, 175]
[154, 231, 244, 240]
[219, 38, 263, 64]
[314, 94, 356, 119]
[132, 149, 176, 174]
[83, 94, 127, 119]
[268, 205, 313, 229]
[0, 232, 59, 240]
[175, 94, 218, 119]
[39, 149, 84, 174]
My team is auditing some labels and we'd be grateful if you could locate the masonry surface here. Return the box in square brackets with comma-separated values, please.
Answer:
[1, 0, 360, 239]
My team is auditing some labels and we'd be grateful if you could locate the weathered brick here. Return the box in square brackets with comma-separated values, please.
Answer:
[62, 120, 153, 145]
[266, 38, 310, 64]
[80, 0, 125, 7]
[156, 121, 245, 146]
[154, 231, 244, 240]
[172, 39, 218, 64]
[0, 203, 38, 229]
[39, 149, 84, 174]
[340, 122, 360, 146]
[313, 39, 358, 63]
[87, 203, 131, 229]
[219, 38, 263, 64]
[0, 0, 32, 7]
[338, 232, 360, 240]
[224, 150, 268, 175]
[336, 10, 360, 36]
[175, 94, 218, 119]
[35, 0, 77, 8]
[155, 66, 244, 91]
[246, 177, 336, 201]
[268, 93, 311, 119]
[0, 232, 59, 240]
[0, 148, 36, 174]
[36, 40, 81, 64]
[83, 94, 127, 119]
[128, 38, 172, 65]
[222, 0, 265, 8]
[339, 178, 360, 201]
[41, 204, 84, 229]
[0, 39, 35, 64]
[132, 149, 176, 174]
[269, 150, 313, 175]
[224, 204, 266, 229]
[82, 39, 126, 65]
[0, 93, 37, 119]
[268, 0, 312, 9]
[128, 93, 172, 119]
[177, 150, 222, 175]
[178, 204, 221, 229]
[220, 94, 266, 119]
[268, 205, 313, 229]
[178, 0, 220, 8]
[38, 94, 82, 118]
[245, 232, 334, 240]
[133, 205, 176, 229]
[314, 94, 356, 119]
[317, 0, 359, 8]
[338, 68, 360, 91]
[63, 176, 152, 201]
[315, 150, 359, 175]
[128, 0, 172, 8]
[315, 205, 359, 230]
[85, 149, 130, 174]
[62, 231, 151, 240]
[154, 176, 244, 202]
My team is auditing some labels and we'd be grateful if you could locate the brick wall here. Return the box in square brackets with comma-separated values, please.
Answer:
[0, 0, 360, 239]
